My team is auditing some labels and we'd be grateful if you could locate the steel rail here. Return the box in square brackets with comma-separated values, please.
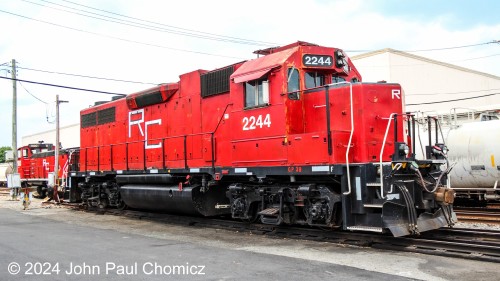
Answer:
[49, 202, 500, 263]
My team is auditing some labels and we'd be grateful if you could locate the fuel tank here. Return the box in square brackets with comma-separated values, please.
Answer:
[119, 184, 230, 216]
[446, 120, 500, 189]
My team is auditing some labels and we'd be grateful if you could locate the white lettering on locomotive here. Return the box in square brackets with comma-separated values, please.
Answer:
[242, 114, 271, 131]
[391, 89, 401, 100]
[42, 159, 50, 171]
[144, 119, 162, 149]
[128, 110, 144, 137]
[128, 109, 162, 149]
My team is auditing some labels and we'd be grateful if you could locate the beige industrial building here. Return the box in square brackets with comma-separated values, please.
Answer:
[22, 49, 500, 145]
[351, 49, 500, 120]
[22, 123, 80, 148]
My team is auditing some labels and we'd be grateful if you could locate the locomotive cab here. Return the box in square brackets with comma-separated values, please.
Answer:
[17, 143, 54, 179]
[225, 41, 456, 236]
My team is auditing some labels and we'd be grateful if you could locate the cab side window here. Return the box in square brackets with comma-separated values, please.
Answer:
[287, 68, 299, 93]
[245, 78, 269, 108]
[305, 72, 325, 89]
[332, 75, 346, 83]
[286, 68, 300, 100]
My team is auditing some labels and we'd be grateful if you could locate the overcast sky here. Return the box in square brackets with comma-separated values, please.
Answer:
[0, 0, 499, 148]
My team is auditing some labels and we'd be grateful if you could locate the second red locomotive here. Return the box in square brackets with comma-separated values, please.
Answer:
[16, 142, 75, 198]
[34, 42, 457, 236]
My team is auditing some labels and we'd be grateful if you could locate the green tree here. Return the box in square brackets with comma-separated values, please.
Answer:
[0, 146, 12, 163]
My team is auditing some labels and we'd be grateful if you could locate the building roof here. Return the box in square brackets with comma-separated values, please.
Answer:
[351, 48, 500, 81]
[22, 123, 79, 138]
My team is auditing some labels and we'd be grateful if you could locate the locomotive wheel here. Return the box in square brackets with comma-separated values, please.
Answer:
[98, 199, 108, 209]
[116, 199, 128, 210]
[242, 202, 260, 223]
[36, 186, 47, 199]
[35, 186, 42, 198]
[45, 186, 54, 200]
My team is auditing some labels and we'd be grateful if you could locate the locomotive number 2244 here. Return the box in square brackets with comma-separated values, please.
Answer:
[242, 114, 271, 130]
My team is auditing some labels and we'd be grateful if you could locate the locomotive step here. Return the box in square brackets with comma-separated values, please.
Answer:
[258, 207, 280, 216]
[363, 204, 383, 208]
[346, 226, 383, 233]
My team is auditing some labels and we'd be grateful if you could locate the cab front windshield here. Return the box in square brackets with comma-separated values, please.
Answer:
[286, 67, 351, 95]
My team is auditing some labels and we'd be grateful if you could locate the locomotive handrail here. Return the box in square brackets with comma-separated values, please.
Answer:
[84, 103, 232, 173]
[82, 131, 221, 173]
[212, 103, 233, 134]
[450, 107, 477, 128]
[60, 150, 73, 188]
[211, 103, 233, 172]
[343, 82, 354, 196]
[379, 112, 397, 198]
[319, 81, 354, 196]
[324, 85, 333, 155]
[82, 132, 218, 150]
[379, 113, 416, 197]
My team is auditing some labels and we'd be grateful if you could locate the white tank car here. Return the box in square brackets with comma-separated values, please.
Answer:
[0, 163, 13, 186]
[446, 120, 500, 200]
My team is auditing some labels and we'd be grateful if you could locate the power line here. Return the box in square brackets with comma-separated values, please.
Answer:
[346, 40, 498, 53]
[16, 66, 159, 85]
[25, 0, 277, 47]
[401, 41, 497, 52]
[406, 93, 499, 106]
[460, 53, 500, 61]
[19, 81, 55, 123]
[6, 73, 496, 105]
[0, 76, 126, 96]
[0, 9, 248, 60]
[12, 56, 497, 89]
[25, 0, 228, 43]
[18, 81, 48, 104]
[407, 88, 500, 96]
[56, 0, 277, 46]
[6, 5, 497, 61]
[353, 53, 500, 68]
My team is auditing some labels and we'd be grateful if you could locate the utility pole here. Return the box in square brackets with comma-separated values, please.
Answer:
[53, 95, 68, 203]
[11, 59, 18, 199]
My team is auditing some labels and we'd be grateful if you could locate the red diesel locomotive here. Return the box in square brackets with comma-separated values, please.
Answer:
[16, 143, 75, 198]
[51, 41, 454, 236]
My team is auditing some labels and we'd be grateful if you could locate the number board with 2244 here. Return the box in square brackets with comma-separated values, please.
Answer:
[302, 54, 333, 67]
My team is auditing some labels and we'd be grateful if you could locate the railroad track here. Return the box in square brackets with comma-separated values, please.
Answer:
[0, 188, 38, 196]
[46, 202, 500, 263]
[0, 188, 11, 195]
[374, 228, 500, 262]
[455, 206, 500, 224]
[486, 203, 500, 209]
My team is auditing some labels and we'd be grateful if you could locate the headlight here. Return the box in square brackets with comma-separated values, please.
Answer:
[404, 144, 410, 155]
[442, 146, 448, 154]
